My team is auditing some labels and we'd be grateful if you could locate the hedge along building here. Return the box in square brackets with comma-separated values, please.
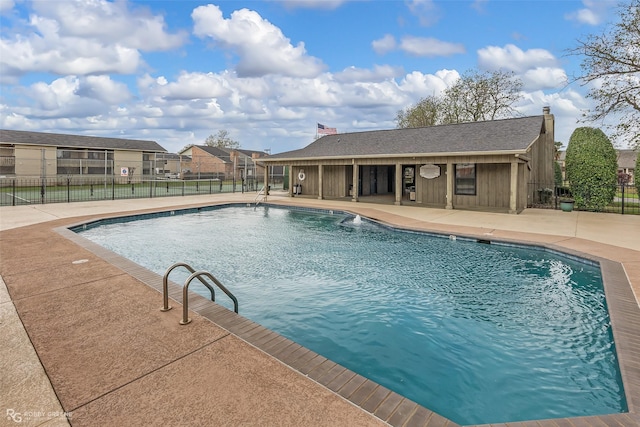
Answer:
[260, 108, 555, 214]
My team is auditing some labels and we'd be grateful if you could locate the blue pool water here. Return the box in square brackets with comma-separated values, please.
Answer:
[78, 205, 627, 425]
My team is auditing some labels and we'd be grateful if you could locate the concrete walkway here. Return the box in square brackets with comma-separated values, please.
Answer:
[1, 193, 639, 426]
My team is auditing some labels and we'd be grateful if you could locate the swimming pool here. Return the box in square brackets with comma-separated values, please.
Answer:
[77, 204, 627, 425]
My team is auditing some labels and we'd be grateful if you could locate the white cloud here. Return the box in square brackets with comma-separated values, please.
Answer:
[0, 2, 612, 153]
[521, 67, 568, 90]
[399, 70, 458, 98]
[372, 34, 397, 55]
[271, 76, 339, 107]
[0, 0, 15, 13]
[21, 76, 125, 119]
[374, 34, 466, 58]
[565, 0, 617, 26]
[192, 5, 326, 78]
[31, 0, 187, 50]
[478, 44, 557, 73]
[0, 28, 142, 80]
[517, 88, 590, 144]
[75, 76, 131, 105]
[334, 65, 404, 83]
[407, 0, 442, 27]
[149, 72, 231, 101]
[0, 1, 187, 80]
[399, 36, 465, 57]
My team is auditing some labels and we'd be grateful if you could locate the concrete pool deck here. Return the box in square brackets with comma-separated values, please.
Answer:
[1, 192, 639, 426]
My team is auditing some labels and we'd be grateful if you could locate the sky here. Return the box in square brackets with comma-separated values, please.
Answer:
[0, 0, 629, 154]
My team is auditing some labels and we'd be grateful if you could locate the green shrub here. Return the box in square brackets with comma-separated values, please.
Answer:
[565, 127, 617, 211]
[554, 161, 563, 187]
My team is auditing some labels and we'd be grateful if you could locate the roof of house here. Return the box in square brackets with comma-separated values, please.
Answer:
[617, 149, 638, 169]
[191, 145, 269, 162]
[262, 115, 546, 162]
[558, 149, 637, 169]
[234, 148, 268, 158]
[0, 129, 166, 152]
[193, 145, 233, 162]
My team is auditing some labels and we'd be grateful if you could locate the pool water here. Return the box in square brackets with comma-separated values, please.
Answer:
[78, 205, 627, 425]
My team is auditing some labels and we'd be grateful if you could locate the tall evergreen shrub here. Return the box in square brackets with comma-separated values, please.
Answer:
[565, 127, 617, 211]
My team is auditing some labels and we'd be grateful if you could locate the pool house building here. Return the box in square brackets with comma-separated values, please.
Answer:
[261, 108, 555, 214]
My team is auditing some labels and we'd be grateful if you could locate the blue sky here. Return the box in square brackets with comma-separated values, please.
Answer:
[0, 0, 627, 153]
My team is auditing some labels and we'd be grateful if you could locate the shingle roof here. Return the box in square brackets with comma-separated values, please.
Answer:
[0, 129, 166, 152]
[263, 115, 545, 161]
[234, 148, 268, 158]
[617, 150, 638, 169]
[195, 145, 232, 161]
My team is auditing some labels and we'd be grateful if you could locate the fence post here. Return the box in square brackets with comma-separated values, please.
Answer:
[182, 180, 185, 196]
[621, 184, 625, 215]
[112, 178, 115, 200]
[40, 178, 45, 204]
[12, 179, 16, 206]
[67, 177, 71, 203]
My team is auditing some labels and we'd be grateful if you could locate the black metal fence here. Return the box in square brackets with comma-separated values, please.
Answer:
[0, 176, 284, 206]
[528, 183, 639, 215]
[3, 176, 637, 214]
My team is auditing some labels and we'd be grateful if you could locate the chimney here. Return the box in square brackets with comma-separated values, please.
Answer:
[543, 106, 550, 115]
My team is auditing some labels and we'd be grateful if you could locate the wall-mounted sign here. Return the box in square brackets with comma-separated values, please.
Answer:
[420, 164, 440, 179]
[120, 167, 129, 177]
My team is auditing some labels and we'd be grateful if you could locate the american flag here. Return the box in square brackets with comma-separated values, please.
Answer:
[317, 123, 337, 135]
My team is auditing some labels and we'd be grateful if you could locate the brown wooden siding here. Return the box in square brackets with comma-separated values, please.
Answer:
[453, 163, 510, 209]
[416, 164, 446, 206]
[517, 162, 526, 211]
[293, 165, 318, 196]
[322, 165, 348, 198]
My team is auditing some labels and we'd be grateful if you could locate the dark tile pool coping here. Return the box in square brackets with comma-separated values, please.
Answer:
[56, 203, 640, 427]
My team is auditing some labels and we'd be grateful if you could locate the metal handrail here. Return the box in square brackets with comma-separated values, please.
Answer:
[254, 185, 266, 209]
[180, 271, 239, 325]
[161, 262, 216, 312]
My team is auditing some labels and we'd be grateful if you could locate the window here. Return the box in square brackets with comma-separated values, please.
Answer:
[0, 145, 15, 175]
[455, 163, 476, 195]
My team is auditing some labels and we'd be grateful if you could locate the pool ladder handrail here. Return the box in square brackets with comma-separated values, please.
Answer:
[254, 185, 266, 209]
[161, 262, 239, 325]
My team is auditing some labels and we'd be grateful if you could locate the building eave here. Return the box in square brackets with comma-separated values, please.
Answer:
[260, 149, 528, 163]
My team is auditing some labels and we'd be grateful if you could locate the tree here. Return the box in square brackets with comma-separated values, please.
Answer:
[554, 141, 564, 160]
[205, 130, 240, 149]
[571, 0, 640, 148]
[565, 127, 618, 211]
[396, 70, 523, 128]
[441, 70, 523, 123]
[396, 95, 443, 128]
